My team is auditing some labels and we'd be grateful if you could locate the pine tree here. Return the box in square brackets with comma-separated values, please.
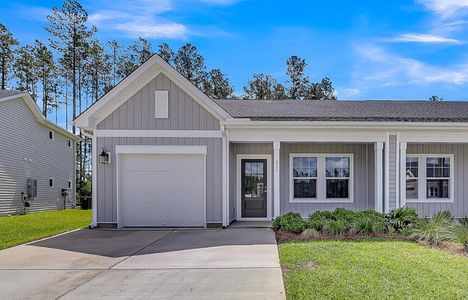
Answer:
[157, 42, 174, 63]
[243, 73, 279, 99]
[46, 0, 95, 134]
[0, 23, 18, 90]
[286, 55, 309, 99]
[205, 69, 233, 99]
[14, 45, 38, 99]
[174, 43, 207, 89]
[34, 40, 56, 117]
[107, 40, 121, 85]
[131, 37, 153, 65]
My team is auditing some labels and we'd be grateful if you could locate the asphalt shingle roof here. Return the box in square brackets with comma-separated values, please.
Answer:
[214, 100, 468, 122]
[0, 90, 25, 99]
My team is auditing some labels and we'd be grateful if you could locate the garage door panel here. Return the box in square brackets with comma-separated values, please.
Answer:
[122, 189, 204, 208]
[121, 172, 204, 190]
[121, 154, 203, 172]
[120, 152, 205, 227]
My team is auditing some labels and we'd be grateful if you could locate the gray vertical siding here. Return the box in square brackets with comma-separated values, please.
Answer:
[280, 143, 375, 216]
[0, 98, 76, 215]
[96, 137, 223, 223]
[228, 143, 274, 221]
[388, 135, 398, 211]
[97, 73, 220, 130]
[407, 143, 468, 217]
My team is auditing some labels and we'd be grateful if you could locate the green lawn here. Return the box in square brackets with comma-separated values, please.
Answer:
[0, 209, 92, 250]
[279, 239, 468, 299]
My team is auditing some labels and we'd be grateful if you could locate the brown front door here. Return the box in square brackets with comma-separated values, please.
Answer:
[241, 159, 267, 218]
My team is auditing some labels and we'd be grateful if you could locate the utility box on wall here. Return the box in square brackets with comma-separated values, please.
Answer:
[27, 178, 37, 198]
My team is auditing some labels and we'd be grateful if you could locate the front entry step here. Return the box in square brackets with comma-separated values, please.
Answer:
[229, 221, 272, 228]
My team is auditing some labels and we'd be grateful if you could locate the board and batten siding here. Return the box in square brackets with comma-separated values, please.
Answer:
[96, 137, 222, 224]
[388, 135, 398, 211]
[280, 143, 375, 216]
[407, 143, 468, 217]
[97, 73, 220, 130]
[229, 143, 274, 221]
[0, 98, 75, 216]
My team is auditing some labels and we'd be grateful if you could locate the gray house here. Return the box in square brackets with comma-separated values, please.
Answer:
[74, 55, 468, 228]
[0, 90, 79, 215]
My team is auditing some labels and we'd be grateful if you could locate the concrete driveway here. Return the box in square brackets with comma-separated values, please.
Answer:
[0, 228, 285, 299]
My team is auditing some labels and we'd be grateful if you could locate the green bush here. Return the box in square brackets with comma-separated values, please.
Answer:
[388, 207, 419, 230]
[411, 211, 453, 246]
[307, 211, 333, 231]
[324, 219, 349, 235]
[272, 212, 306, 233]
[451, 219, 468, 253]
[352, 210, 387, 234]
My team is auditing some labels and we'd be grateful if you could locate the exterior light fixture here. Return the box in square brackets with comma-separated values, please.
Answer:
[99, 147, 111, 164]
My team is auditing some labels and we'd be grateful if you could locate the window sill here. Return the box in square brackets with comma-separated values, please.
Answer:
[406, 198, 454, 203]
[290, 198, 354, 204]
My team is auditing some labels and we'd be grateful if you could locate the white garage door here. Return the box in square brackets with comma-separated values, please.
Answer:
[120, 153, 205, 227]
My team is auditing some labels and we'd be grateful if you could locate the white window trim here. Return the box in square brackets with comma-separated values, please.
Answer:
[289, 153, 354, 203]
[405, 154, 454, 203]
[49, 178, 55, 188]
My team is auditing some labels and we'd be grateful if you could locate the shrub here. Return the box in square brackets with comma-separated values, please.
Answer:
[388, 207, 419, 230]
[401, 227, 414, 237]
[411, 211, 453, 246]
[306, 211, 333, 231]
[352, 211, 387, 234]
[302, 228, 320, 240]
[323, 219, 349, 235]
[386, 225, 396, 236]
[272, 212, 306, 233]
[451, 219, 468, 253]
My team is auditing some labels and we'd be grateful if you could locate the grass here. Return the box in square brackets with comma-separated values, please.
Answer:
[0, 209, 92, 250]
[279, 239, 468, 299]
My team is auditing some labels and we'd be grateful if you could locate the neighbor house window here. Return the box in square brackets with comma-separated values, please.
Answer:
[49, 178, 54, 187]
[68, 180, 72, 189]
[406, 155, 453, 202]
[290, 154, 353, 203]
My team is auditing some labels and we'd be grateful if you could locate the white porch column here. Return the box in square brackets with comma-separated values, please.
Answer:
[399, 141, 407, 208]
[91, 133, 97, 227]
[273, 141, 281, 218]
[374, 142, 384, 213]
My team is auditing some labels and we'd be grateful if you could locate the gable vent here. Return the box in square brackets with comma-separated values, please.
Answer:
[155, 91, 169, 119]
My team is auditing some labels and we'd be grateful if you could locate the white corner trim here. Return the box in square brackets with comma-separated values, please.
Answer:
[222, 135, 228, 227]
[374, 142, 384, 213]
[399, 141, 407, 207]
[236, 154, 272, 221]
[384, 133, 390, 213]
[95, 130, 222, 138]
[115, 145, 207, 155]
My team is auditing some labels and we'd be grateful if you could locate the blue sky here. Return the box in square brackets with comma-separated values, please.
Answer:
[1, 0, 468, 101]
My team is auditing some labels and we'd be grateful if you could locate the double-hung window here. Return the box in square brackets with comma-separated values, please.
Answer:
[406, 154, 453, 202]
[290, 154, 353, 203]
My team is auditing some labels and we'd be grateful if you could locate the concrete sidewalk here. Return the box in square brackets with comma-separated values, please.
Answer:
[0, 228, 285, 299]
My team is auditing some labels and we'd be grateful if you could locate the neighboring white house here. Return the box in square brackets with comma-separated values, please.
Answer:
[0, 90, 79, 215]
[74, 54, 468, 228]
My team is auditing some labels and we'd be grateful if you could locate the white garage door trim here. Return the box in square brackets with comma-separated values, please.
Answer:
[115, 145, 207, 228]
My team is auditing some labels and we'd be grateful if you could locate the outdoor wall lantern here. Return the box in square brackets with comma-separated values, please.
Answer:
[99, 147, 111, 164]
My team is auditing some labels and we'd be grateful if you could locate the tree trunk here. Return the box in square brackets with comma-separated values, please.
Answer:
[1, 57, 5, 90]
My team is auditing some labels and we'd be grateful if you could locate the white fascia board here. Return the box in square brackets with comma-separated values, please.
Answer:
[115, 145, 207, 155]
[95, 129, 222, 138]
[222, 120, 468, 130]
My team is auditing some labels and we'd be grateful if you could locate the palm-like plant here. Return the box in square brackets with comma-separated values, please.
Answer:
[451, 219, 468, 253]
[388, 207, 418, 230]
[411, 211, 452, 246]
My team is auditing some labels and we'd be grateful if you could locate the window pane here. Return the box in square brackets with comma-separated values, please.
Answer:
[426, 157, 450, 178]
[427, 179, 449, 198]
[293, 179, 316, 198]
[326, 157, 350, 178]
[326, 179, 349, 198]
[293, 157, 317, 177]
[406, 157, 418, 178]
[406, 179, 418, 199]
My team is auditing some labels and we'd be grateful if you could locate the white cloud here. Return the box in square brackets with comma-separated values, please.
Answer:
[338, 88, 361, 98]
[87, 0, 188, 39]
[417, 0, 468, 18]
[355, 44, 468, 85]
[198, 0, 241, 4]
[385, 33, 461, 44]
